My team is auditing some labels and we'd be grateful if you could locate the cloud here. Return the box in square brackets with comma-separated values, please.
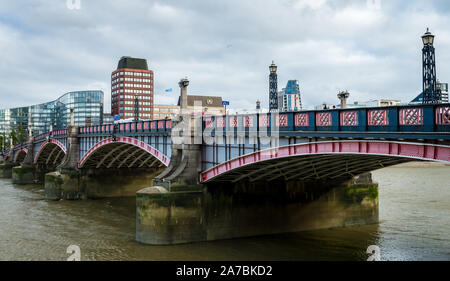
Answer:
[294, 0, 327, 10]
[0, 0, 449, 112]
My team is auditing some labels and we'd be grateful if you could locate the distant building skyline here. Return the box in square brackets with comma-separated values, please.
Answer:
[0, 90, 104, 137]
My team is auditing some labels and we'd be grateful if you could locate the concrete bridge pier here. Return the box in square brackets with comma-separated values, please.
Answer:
[0, 162, 14, 178]
[45, 125, 81, 200]
[0, 142, 15, 179]
[137, 112, 380, 244]
[153, 114, 203, 189]
[12, 136, 36, 185]
[136, 173, 379, 245]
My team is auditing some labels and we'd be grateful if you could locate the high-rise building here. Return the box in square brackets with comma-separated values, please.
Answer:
[438, 82, 449, 103]
[278, 80, 302, 112]
[111, 56, 154, 120]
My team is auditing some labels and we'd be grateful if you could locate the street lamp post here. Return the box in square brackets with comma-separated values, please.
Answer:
[422, 28, 440, 104]
[337, 91, 350, 109]
[269, 61, 278, 112]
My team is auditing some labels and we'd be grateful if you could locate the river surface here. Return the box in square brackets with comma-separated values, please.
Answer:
[0, 164, 449, 261]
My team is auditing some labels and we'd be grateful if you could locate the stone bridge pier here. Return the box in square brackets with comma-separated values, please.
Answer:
[136, 114, 380, 245]
[137, 165, 379, 245]
[0, 140, 17, 179]
[12, 134, 36, 185]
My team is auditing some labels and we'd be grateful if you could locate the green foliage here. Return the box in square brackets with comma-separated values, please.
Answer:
[9, 130, 18, 146]
[17, 123, 25, 143]
[344, 185, 379, 203]
[367, 185, 379, 200]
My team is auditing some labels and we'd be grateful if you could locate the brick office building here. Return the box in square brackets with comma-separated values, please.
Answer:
[111, 56, 154, 120]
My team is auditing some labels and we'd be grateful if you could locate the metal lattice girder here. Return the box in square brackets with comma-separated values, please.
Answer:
[139, 155, 157, 168]
[53, 149, 64, 166]
[118, 148, 143, 168]
[282, 156, 351, 181]
[106, 146, 137, 169]
[201, 141, 450, 183]
[328, 158, 408, 179]
[128, 152, 149, 168]
[249, 155, 334, 182]
[299, 155, 382, 180]
[95, 143, 129, 168]
[46, 145, 60, 165]
[35, 142, 66, 169]
[78, 137, 170, 169]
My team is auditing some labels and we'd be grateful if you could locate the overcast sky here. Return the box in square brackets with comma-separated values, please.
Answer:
[1, 0, 449, 111]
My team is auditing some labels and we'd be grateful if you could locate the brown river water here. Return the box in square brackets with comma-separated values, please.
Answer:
[0, 164, 449, 261]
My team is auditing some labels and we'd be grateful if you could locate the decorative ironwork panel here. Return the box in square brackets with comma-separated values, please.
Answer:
[399, 108, 423, 125]
[368, 110, 389, 126]
[217, 117, 225, 128]
[205, 117, 214, 128]
[158, 121, 164, 129]
[244, 116, 254, 128]
[166, 121, 172, 129]
[295, 113, 309, 127]
[150, 122, 156, 129]
[259, 115, 270, 127]
[229, 116, 238, 127]
[340, 111, 359, 126]
[436, 107, 450, 125]
[276, 115, 289, 127]
[316, 112, 332, 127]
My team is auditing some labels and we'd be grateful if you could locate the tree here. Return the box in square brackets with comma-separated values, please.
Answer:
[10, 130, 18, 146]
[17, 123, 25, 143]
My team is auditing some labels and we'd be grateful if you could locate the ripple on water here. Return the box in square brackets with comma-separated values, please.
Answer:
[0, 164, 449, 261]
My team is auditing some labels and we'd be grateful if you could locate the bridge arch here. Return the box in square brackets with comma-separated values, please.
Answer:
[14, 148, 28, 163]
[34, 139, 67, 170]
[201, 141, 450, 183]
[78, 136, 170, 169]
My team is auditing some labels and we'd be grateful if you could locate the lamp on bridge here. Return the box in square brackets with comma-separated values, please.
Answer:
[422, 28, 435, 45]
[421, 28, 440, 104]
[179, 77, 189, 113]
[337, 91, 350, 109]
[269, 61, 278, 113]
[70, 107, 75, 127]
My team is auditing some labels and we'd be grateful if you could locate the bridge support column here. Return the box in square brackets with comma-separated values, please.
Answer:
[136, 174, 379, 245]
[0, 143, 15, 178]
[0, 163, 14, 178]
[153, 114, 203, 188]
[45, 125, 80, 200]
[45, 170, 83, 200]
[12, 165, 36, 185]
[12, 136, 36, 185]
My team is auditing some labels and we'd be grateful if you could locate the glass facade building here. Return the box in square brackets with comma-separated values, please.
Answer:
[278, 80, 302, 112]
[0, 91, 104, 137]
